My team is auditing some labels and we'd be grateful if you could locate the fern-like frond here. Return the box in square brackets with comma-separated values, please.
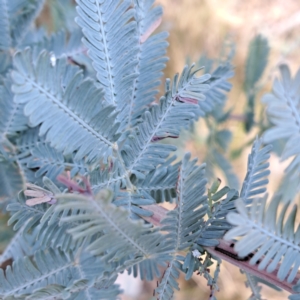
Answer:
[20, 142, 88, 182]
[110, 189, 154, 217]
[76, 0, 139, 107]
[0, 249, 118, 299]
[120, 96, 178, 176]
[55, 189, 170, 264]
[0, 248, 80, 298]
[7, 127, 68, 184]
[11, 49, 120, 162]
[243, 34, 269, 132]
[7, 178, 108, 251]
[136, 162, 179, 203]
[85, 277, 121, 300]
[0, 158, 25, 202]
[15, 127, 41, 152]
[14, 128, 73, 184]
[7, 192, 48, 252]
[0, 0, 12, 51]
[156, 153, 207, 299]
[262, 65, 300, 179]
[90, 159, 126, 192]
[4, 267, 120, 299]
[170, 64, 210, 110]
[31, 177, 88, 251]
[0, 51, 12, 75]
[89, 161, 156, 216]
[225, 195, 300, 284]
[0, 225, 40, 265]
[244, 35, 269, 94]
[0, 76, 27, 143]
[8, 0, 46, 47]
[29, 29, 85, 61]
[127, 255, 167, 281]
[14, 280, 89, 300]
[126, 0, 168, 129]
[155, 257, 181, 300]
[38, 201, 91, 252]
[11, 128, 45, 184]
[18, 27, 46, 51]
[240, 138, 272, 204]
[200, 63, 233, 116]
[121, 65, 210, 176]
[90, 155, 178, 208]
[197, 187, 238, 247]
[162, 153, 207, 251]
[7, 177, 60, 234]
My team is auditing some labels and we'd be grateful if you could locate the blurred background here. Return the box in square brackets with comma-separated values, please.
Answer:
[2, 0, 300, 299]
[154, 0, 300, 204]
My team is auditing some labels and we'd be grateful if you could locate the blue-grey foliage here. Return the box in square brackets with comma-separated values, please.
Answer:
[243, 34, 269, 132]
[244, 35, 269, 93]
[225, 194, 300, 284]
[12, 49, 121, 162]
[0, 0, 297, 299]
[200, 63, 233, 116]
[263, 65, 300, 200]
[240, 138, 272, 205]
[156, 153, 208, 298]
[0, 159, 25, 203]
[0, 76, 28, 144]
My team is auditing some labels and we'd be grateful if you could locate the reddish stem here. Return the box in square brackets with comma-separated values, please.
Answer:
[141, 205, 300, 294]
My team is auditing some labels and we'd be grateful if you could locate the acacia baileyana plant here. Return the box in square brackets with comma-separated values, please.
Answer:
[0, 1, 300, 299]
